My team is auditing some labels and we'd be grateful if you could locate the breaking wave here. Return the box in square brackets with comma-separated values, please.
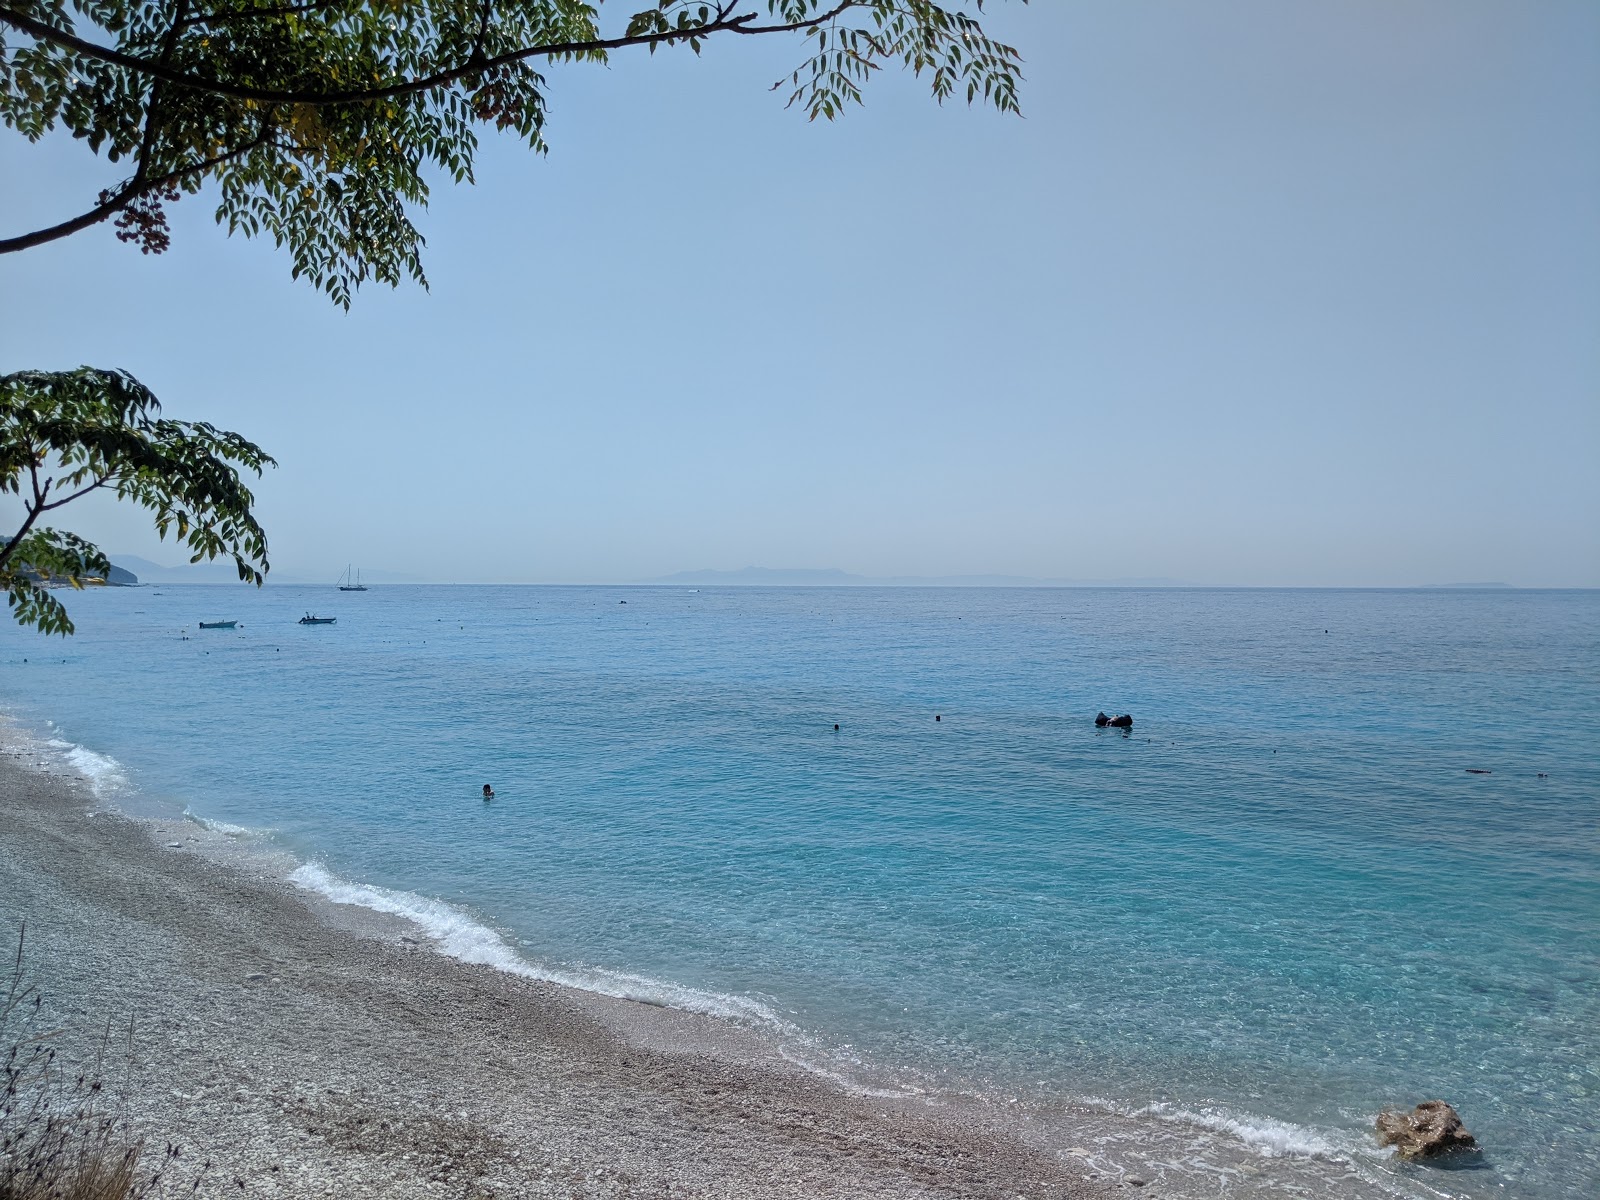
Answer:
[287, 861, 795, 1032]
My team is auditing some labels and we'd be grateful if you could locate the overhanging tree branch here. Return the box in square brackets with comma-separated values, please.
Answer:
[0, 368, 274, 634]
[0, 135, 269, 255]
[0, 4, 851, 107]
[0, 1, 1024, 299]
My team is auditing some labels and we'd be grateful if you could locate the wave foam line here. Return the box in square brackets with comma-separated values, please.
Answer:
[287, 862, 794, 1031]
[1147, 1103, 1344, 1158]
[42, 737, 131, 798]
[1078, 1094, 1357, 1161]
[182, 808, 270, 839]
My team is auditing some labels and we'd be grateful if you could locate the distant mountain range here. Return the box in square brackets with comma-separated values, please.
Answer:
[111, 555, 251, 584]
[648, 567, 1192, 588]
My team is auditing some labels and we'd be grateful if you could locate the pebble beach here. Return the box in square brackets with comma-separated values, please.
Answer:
[0, 747, 1114, 1200]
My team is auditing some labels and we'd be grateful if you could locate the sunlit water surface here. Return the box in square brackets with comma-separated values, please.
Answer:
[3, 586, 1596, 1198]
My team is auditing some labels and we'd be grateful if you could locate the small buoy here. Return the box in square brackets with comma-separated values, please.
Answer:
[935, 714, 941, 722]
[833, 724, 839, 732]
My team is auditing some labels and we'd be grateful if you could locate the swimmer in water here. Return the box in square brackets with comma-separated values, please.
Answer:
[482, 784, 495, 800]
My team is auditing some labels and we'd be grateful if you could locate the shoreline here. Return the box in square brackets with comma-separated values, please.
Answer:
[0, 737, 1118, 1199]
[0, 713, 1462, 1200]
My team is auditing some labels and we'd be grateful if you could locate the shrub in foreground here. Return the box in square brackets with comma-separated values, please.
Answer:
[1, 930, 201, 1200]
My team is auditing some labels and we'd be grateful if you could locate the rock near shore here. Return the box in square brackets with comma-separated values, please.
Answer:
[1375, 1100, 1477, 1160]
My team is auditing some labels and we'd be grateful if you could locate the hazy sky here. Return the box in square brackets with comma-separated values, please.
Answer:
[3, 1, 1597, 586]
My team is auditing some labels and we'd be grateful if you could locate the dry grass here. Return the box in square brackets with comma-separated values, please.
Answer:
[1, 928, 201, 1200]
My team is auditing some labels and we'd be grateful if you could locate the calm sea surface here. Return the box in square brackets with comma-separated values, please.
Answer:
[3, 586, 1596, 1198]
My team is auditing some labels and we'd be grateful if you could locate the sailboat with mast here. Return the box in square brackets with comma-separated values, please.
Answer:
[337, 564, 368, 592]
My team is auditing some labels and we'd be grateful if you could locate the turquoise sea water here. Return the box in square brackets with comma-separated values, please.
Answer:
[2, 586, 1596, 1198]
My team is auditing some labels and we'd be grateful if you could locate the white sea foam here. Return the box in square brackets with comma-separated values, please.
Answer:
[1145, 1103, 1343, 1158]
[181, 808, 268, 839]
[1076, 1093, 1354, 1161]
[287, 862, 794, 1031]
[42, 737, 131, 798]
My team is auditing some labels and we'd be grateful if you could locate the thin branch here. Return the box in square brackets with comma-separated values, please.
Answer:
[0, 134, 268, 255]
[0, 467, 45, 573]
[38, 476, 116, 512]
[134, 0, 194, 187]
[729, 0, 854, 35]
[0, 3, 865, 108]
[469, 0, 494, 65]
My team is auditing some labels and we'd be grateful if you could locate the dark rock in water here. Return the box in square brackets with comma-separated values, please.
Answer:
[1096, 712, 1134, 729]
[1375, 1100, 1477, 1160]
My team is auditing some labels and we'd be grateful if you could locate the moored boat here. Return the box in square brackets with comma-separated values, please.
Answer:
[298, 613, 337, 625]
[197, 620, 237, 629]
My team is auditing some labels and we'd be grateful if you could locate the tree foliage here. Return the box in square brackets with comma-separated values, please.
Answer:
[0, 0, 1025, 305]
[0, 368, 273, 634]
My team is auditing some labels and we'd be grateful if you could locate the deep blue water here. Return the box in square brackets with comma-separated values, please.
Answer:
[3, 586, 1596, 1198]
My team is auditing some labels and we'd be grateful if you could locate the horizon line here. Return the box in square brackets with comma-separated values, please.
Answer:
[101, 580, 1597, 592]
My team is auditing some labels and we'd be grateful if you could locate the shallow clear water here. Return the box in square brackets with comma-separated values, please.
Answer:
[3, 586, 1596, 1198]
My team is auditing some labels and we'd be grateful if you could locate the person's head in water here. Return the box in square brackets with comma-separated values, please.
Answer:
[482, 784, 494, 799]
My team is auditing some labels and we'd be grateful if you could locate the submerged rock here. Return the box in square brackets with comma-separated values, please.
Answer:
[1095, 712, 1134, 729]
[1375, 1100, 1477, 1160]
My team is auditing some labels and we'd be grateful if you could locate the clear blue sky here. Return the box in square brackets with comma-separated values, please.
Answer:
[3, 1, 1597, 586]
